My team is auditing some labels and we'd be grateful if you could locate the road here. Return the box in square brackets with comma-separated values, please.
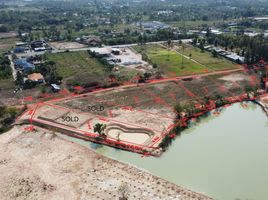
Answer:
[15, 39, 192, 58]
[7, 55, 17, 80]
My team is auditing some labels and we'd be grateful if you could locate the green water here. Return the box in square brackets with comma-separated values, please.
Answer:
[61, 103, 268, 200]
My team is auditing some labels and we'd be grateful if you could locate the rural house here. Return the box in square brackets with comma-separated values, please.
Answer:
[27, 73, 45, 83]
[14, 59, 35, 72]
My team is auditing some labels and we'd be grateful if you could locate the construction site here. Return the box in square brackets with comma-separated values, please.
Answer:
[16, 62, 268, 156]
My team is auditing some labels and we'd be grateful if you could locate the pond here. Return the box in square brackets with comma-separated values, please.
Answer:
[60, 103, 268, 200]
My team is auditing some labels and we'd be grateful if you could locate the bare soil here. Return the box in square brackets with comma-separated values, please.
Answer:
[49, 42, 87, 50]
[0, 126, 212, 200]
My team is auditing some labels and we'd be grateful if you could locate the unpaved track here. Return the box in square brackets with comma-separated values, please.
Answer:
[0, 126, 213, 200]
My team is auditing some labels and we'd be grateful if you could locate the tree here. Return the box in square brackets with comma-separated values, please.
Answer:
[0, 25, 8, 32]
[93, 123, 107, 136]
[153, 63, 158, 68]
[199, 39, 205, 52]
[138, 34, 143, 45]
[118, 183, 129, 200]
[205, 27, 211, 37]
[174, 103, 187, 119]
[212, 49, 217, 57]
[204, 96, 210, 106]
[215, 94, 224, 107]
[15, 71, 24, 86]
[192, 35, 198, 45]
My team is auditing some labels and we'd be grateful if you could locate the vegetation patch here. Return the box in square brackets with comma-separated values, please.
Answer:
[0, 38, 18, 53]
[133, 44, 211, 77]
[175, 44, 238, 70]
[0, 54, 12, 79]
[0, 105, 26, 134]
[47, 51, 109, 85]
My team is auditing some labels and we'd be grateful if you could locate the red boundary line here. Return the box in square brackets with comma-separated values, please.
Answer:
[42, 102, 164, 133]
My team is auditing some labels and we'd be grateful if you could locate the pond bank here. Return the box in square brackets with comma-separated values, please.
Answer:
[257, 94, 268, 116]
[75, 102, 268, 200]
[160, 92, 267, 150]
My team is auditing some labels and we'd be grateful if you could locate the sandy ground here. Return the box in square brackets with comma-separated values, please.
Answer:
[107, 129, 150, 145]
[115, 48, 151, 70]
[219, 73, 250, 81]
[23, 103, 173, 148]
[49, 42, 87, 50]
[0, 125, 212, 200]
[0, 32, 18, 39]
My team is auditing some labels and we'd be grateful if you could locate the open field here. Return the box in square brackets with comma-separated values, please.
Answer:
[0, 37, 19, 52]
[166, 19, 235, 29]
[133, 44, 209, 77]
[133, 44, 240, 77]
[0, 79, 14, 90]
[0, 32, 18, 39]
[74, 24, 137, 37]
[49, 42, 87, 50]
[173, 44, 239, 70]
[18, 68, 262, 155]
[0, 126, 212, 200]
[0, 79, 16, 105]
[47, 51, 109, 84]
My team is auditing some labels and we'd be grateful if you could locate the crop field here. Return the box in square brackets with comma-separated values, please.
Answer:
[47, 51, 109, 84]
[174, 44, 239, 70]
[133, 45, 209, 77]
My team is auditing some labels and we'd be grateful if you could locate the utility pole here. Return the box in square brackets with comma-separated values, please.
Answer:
[264, 65, 268, 92]
[181, 21, 186, 68]
[181, 43, 185, 68]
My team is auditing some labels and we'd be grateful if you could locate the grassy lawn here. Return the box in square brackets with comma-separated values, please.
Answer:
[0, 79, 14, 90]
[133, 45, 210, 77]
[0, 38, 18, 53]
[74, 24, 137, 37]
[175, 44, 238, 70]
[47, 51, 109, 84]
[166, 19, 236, 29]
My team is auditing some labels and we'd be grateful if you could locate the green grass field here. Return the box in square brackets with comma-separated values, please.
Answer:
[0, 38, 18, 53]
[133, 45, 210, 77]
[47, 51, 108, 84]
[0, 79, 14, 90]
[166, 19, 234, 29]
[176, 44, 238, 70]
[133, 44, 239, 77]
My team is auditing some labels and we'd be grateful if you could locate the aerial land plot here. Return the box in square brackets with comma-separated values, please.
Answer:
[166, 20, 232, 29]
[0, 37, 19, 52]
[18, 70, 262, 155]
[133, 44, 212, 77]
[47, 51, 109, 84]
[49, 42, 87, 50]
[174, 44, 240, 71]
